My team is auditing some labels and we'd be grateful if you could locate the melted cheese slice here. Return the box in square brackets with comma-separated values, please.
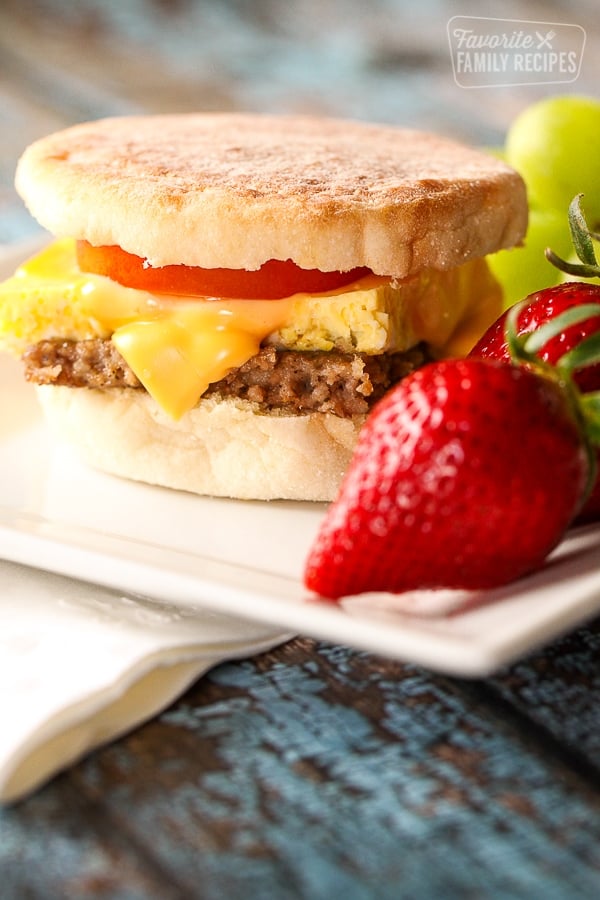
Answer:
[0, 239, 502, 418]
[112, 306, 291, 418]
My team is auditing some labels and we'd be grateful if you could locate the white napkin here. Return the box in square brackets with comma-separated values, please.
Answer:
[0, 559, 288, 804]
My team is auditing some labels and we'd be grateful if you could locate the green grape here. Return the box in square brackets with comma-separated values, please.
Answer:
[487, 207, 573, 309]
[505, 95, 600, 226]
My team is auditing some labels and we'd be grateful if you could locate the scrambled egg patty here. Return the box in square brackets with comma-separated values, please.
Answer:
[0, 238, 500, 358]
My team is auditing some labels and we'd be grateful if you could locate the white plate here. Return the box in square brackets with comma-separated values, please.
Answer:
[2, 238, 600, 677]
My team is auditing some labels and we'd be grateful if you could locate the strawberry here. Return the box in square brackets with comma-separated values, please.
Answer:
[305, 195, 600, 601]
[470, 282, 600, 391]
[471, 193, 600, 521]
[304, 357, 591, 600]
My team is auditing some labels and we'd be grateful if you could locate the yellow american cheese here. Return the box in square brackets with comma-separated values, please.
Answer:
[0, 238, 501, 418]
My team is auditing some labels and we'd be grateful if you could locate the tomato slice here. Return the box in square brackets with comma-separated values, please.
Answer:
[76, 241, 370, 300]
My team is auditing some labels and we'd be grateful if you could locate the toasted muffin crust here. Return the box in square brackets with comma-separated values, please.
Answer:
[16, 113, 527, 276]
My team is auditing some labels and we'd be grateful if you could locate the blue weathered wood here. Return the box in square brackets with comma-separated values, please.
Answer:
[491, 618, 600, 767]
[2, 637, 600, 898]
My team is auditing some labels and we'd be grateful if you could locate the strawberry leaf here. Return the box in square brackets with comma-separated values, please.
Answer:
[545, 193, 600, 279]
[557, 331, 600, 373]
[544, 251, 600, 279]
[523, 303, 600, 354]
[505, 301, 527, 362]
[570, 194, 599, 268]
[505, 301, 600, 383]
[579, 391, 600, 447]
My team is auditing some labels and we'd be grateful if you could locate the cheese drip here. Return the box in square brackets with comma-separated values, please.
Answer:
[112, 303, 292, 419]
[0, 239, 503, 418]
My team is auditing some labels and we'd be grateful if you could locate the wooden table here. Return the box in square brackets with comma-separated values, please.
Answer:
[2, 2, 600, 896]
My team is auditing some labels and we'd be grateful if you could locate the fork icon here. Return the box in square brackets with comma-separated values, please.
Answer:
[536, 30, 556, 48]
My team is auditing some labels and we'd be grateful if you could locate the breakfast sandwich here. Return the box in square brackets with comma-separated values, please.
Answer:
[0, 113, 527, 500]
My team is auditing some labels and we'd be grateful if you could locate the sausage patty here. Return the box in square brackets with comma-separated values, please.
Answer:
[23, 339, 429, 417]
